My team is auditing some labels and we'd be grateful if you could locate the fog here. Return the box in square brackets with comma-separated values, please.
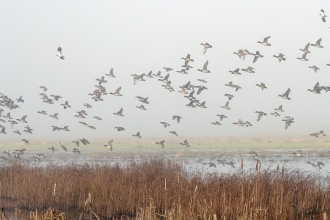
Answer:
[0, 1, 330, 142]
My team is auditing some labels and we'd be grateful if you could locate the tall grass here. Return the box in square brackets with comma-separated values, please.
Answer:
[0, 159, 329, 219]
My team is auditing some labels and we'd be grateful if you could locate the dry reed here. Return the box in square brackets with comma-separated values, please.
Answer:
[0, 159, 328, 219]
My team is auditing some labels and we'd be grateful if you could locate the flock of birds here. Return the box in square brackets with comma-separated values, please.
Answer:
[0, 10, 329, 169]
[204, 149, 326, 170]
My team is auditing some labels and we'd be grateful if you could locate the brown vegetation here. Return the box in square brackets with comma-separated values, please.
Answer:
[0, 159, 329, 219]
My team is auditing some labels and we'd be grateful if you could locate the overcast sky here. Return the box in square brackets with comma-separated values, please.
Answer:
[0, 1, 330, 142]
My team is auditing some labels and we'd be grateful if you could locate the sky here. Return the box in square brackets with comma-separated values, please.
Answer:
[0, 1, 330, 142]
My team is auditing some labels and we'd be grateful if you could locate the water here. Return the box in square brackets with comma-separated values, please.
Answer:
[5, 148, 330, 176]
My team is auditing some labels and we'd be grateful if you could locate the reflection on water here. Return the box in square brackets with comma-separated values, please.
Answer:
[3, 149, 329, 176]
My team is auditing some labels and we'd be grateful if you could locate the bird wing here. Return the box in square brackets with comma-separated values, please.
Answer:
[264, 36, 271, 42]
[257, 113, 262, 122]
[203, 46, 208, 54]
[302, 52, 307, 59]
[304, 43, 310, 50]
[203, 61, 208, 70]
[253, 56, 258, 63]
[57, 47, 62, 56]
[314, 82, 320, 90]
[164, 74, 169, 80]
[225, 101, 229, 107]
[317, 38, 322, 44]
[186, 54, 190, 59]
[119, 108, 123, 114]
[188, 90, 195, 97]
[285, 88, 291, 96]
[116, 87, 121, 93]
[197, 87, 202, 95]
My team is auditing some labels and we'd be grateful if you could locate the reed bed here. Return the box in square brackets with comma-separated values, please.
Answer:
[0, 159, 329, 219]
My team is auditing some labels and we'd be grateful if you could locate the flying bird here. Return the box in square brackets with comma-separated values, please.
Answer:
[61, 101, 71, 109]
[132, 132, 142, 138]
[114, 127, 125, 131]
[201, 42, 212, 54]
[221, 101, 230, 110]
[212, 121, 221, 126]
[57, 47, 65, 59]
[160, 122, 170, 128]
[320, 9, 327, 22]
[198, 61, 210, 73]
[299, 43, 311, 53]
[308, 66, 320, 73]
[257, 36, 271, 46]
[255, 111, 267, 121]
[156, 140, 165, 148]
[279, 88, 291, 100]
[169, 131, 178, 136]
[113, 108, 124, 116]
[256, 83, 267, 91]
[59, 142, 67, 151]
[163, 67, 173, 72]
[251, 51, 264, 63]
[180, 139, 190, 147]
[110, 87, 123, 96]
[104, 140, 113, 151]
[171, 115, 181, 123]
[297, 52, 309, 61]
[311, 38, 323, 48]
[106, 68, 116, 78]
[273, 53, 286, 62]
